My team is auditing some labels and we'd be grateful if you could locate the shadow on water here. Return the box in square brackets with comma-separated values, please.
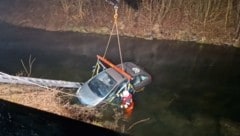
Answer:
[1, 21, 240, 136]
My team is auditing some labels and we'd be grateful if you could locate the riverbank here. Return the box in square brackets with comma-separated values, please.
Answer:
[0, 99, 124, 136]
[0, 84, 126, 132]
[0, 0, 239, 47]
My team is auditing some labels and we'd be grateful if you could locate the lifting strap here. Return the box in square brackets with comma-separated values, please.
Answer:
[103, 5, 124, 71]
[97, 55, 132, 80]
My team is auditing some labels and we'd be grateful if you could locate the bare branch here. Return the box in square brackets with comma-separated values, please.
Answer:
[127, 117, 150, 131]
[20, 55, 36, 77]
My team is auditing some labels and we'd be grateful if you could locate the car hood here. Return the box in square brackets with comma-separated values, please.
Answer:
[76, 84, 104, 107]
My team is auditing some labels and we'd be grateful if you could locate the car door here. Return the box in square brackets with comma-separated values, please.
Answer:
[105, 80, 128, 104]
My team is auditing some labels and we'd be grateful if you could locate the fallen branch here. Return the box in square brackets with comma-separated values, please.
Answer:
[127, 117, 150, 131]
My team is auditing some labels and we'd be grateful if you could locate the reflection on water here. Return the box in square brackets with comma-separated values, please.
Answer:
[0, 21, 240, 136]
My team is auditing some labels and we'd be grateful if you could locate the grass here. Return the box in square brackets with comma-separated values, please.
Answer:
[0, 84, 131, 133]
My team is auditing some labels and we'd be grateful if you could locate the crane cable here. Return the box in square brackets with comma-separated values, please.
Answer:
[103, 6, 124, 70]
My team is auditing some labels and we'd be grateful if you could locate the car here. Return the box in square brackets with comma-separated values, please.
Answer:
[76, 56, 151, 107]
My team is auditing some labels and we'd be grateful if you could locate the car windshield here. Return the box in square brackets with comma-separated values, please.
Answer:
[88, 71, 117, 98]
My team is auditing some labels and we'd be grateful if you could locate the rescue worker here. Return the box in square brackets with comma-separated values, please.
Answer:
[120, 89, 134, 118]
[120, 90, 132, 108]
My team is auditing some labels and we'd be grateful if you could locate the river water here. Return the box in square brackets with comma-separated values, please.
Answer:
[0, 21, 240, 136]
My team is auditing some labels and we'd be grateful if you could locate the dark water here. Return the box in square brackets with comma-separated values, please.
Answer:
[0, 21, 240, 136]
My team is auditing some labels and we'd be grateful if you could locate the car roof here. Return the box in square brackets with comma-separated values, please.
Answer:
[105, 62, 151, 83]
[118, 62, 151, 78]
[105, 68, 126, 84]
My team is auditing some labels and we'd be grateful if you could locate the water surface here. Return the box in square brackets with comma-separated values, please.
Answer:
[0, 21, 240, 136]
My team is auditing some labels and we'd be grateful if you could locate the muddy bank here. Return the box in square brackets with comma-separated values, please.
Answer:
[0, 84, 127, 132]
[0, 0, 239, 47]
[0, 99, 125, 136]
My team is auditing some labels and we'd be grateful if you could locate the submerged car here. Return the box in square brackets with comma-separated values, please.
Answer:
[76, 56, 151, 107]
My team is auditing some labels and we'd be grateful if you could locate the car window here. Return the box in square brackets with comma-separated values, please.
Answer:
[88, 71, 117, 98]
[140, 75, 148, 81]
[131, 75, 148, 86]
[131, 76, 141, 86]
[105, 81, 127, 103]
[116, 81, 127, 94]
